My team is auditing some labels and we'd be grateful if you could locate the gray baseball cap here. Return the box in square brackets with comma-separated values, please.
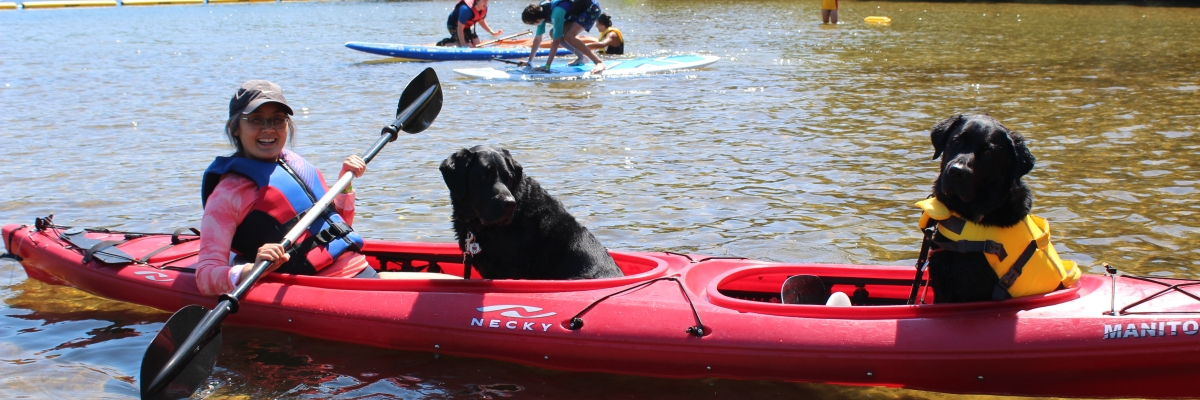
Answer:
[229, 80, 294, 117]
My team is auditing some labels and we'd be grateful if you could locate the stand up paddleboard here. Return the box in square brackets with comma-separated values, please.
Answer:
[345, 42, 573, 62]
[453, 55, 720, 80]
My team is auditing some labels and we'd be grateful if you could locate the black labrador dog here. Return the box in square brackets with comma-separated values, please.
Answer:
[439, 145, 624, 280]
[925, 114, 1036, 303]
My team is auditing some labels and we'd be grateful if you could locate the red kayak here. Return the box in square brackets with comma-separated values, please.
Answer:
[4, 220, 1200, 398]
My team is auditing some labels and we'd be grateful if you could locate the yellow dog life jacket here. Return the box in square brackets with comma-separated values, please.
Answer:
[916, 198, 1081, 299]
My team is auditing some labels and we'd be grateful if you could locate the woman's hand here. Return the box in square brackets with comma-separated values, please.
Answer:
[341, 155, 366, 178]
[251, 243, 290, 275]
[491, 29, 504, 37]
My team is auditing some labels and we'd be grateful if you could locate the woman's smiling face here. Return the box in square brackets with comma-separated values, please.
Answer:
[236, 102, 290, 161]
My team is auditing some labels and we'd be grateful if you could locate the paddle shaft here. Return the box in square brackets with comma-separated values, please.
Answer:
[477, 30, 532, 47]
[144, 83, 440, 396]
[491, 57, 526, 66]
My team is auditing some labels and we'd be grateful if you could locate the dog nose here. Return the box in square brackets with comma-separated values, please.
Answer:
[501, 197, 516, 214]
[947, 161, 969, 178]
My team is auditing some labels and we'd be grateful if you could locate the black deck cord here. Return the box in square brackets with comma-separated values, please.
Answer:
[82, 240, 129, 264]
[566, 276, 707, 337]
[662, 252, 747, 264]
[907, 227, 936, 305]
[1102, 264, 1200, 316]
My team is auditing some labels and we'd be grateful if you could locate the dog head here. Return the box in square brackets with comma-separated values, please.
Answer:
[929, 114, 1035, 220]
[440, 145, 523, 225]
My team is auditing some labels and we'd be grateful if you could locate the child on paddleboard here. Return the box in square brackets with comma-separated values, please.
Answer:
[520, 0, 606, 73]
[440, 0, 503, 48]
[587, 13, 623, 55]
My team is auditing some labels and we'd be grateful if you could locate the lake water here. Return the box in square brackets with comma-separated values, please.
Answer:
[2, 0, 1199, 398]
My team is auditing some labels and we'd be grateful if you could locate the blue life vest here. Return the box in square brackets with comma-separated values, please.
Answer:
[201, 154, 364, 275]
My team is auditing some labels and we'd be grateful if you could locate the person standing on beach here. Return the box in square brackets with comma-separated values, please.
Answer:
[821, 0, 838, 24]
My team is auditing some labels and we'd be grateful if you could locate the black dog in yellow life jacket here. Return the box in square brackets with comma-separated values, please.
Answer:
[919, 114, 1080, 303]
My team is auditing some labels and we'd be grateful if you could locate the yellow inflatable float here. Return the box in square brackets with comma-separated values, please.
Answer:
[864, 16, 892, 24]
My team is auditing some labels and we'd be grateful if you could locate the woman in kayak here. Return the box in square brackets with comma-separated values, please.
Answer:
[195, 80, 375, 296]
[443, 0, 503, 48]
[520, 0, 606, 73]
[587, 13, 622, 55]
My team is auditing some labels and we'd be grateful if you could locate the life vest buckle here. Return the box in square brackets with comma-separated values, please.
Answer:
[315, 221, 354, 245]
[985, 241, 1008, 261]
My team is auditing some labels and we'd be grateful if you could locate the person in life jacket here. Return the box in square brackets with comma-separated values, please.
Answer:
[916, 197, 1082, 300]
[193, 80, 376, 297]
[587, 13, 623, 55]
[520, 0, 607, 73]
[442, 0, 503, 48]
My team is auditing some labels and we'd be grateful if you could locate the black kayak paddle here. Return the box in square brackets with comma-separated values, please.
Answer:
[139, 67, 443, 400]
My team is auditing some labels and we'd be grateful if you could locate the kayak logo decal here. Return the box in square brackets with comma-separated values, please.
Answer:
[134, 270, 173, 282]
[1103, 320, 1200, 339]
[476, 305, 556, 319]
[471, 305, 557, 332]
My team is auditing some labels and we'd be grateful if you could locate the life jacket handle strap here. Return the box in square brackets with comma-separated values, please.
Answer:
[932, 239, 1008, 261]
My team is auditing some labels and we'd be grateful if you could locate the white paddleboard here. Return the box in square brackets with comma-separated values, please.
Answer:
[453, 55, 720, 80]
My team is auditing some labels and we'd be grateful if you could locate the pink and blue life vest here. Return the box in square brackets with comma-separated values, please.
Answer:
[202, 154, 364, 275]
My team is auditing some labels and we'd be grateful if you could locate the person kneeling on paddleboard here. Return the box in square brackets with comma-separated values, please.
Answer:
[440, 0, 503, 48]
[520, 0, 606, 73]
[195, 81, 379, 297]
[586, 13, 623, 55]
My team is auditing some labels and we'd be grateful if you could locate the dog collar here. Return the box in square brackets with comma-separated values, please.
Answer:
[465, 231, 481, 255]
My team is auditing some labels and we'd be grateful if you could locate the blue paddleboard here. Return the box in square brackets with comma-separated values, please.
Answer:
[345, 42, 571, 61]
[452, 55, 720, 80]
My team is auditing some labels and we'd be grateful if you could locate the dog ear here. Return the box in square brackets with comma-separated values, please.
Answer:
[929, 114, 963, 160]
[1007, 132, 1035, 179]
[501, 148, 523, 184]
[440, 148, 474, 201]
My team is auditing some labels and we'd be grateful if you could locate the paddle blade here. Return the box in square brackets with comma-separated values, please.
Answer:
[781, 275, 828, 305]
[140, 305, 224, 399]
[395, 67, 443, 134]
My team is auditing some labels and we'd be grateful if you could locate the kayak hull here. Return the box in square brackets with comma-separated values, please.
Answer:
[4, 222, 1200, 398]
[345, 41, 572, 61]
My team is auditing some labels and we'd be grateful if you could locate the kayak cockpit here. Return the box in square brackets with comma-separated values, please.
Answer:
[686, 259, 1097, 319]
[264, 240, 672, 293]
